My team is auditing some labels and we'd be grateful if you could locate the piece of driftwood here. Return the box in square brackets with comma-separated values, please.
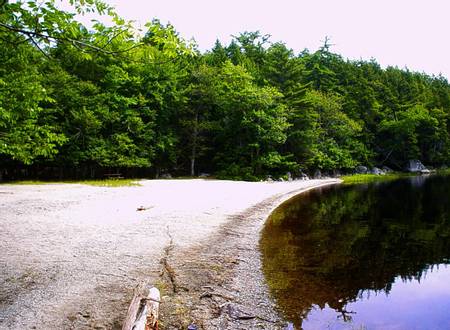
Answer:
[122, 284, 160, 330]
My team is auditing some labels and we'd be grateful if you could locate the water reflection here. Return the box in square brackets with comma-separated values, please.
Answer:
[260, 175, 450, 329]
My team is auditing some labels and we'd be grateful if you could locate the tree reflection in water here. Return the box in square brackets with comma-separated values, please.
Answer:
[260, 175, 450, 329]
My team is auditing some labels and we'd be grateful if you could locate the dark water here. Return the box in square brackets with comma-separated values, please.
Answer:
[260, 175, 450, 330]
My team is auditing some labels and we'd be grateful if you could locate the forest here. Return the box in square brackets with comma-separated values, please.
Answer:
[1, 1, 450, 180]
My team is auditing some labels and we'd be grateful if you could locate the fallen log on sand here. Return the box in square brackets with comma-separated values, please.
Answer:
[122, 284, 160, 330]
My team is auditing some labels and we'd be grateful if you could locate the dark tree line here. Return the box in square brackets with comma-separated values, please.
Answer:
[1, 1, 450, 180]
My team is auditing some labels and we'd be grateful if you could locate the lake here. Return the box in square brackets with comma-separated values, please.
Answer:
[260, 175, 450, 330]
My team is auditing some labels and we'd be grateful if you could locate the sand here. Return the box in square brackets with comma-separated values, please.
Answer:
[0, 178, 339, 329]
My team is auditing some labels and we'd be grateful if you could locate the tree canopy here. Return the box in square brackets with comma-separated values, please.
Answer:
[1, 1, 450, 180]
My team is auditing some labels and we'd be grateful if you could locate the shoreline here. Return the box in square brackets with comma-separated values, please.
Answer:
[160, 179, 341, 329]
[0, 179, 340, 329]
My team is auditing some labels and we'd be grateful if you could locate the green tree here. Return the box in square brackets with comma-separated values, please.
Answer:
[378, 104, 448, 167]
[290, 91, 367, 170]
[180, 64, 218, 176]
[0, 31, 66, 165]
[214, 62, 292, 179]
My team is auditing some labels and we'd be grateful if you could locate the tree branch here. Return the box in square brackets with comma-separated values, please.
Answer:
[28, 36, 51, 59]
[0, 22, 143, 55]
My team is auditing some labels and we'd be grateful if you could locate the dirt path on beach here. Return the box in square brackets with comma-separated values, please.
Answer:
[0, 179, 339, 329]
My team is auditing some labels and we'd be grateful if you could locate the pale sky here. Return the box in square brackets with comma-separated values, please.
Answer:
[91, 0, 450, 79]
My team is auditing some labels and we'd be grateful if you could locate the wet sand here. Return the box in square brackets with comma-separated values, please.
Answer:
[0, 179, 339, 329]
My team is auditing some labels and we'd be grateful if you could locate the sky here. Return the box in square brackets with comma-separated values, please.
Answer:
[87, 0, 450, 79]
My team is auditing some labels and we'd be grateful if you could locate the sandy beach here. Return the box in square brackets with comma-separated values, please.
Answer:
[0, 178, 339, 329]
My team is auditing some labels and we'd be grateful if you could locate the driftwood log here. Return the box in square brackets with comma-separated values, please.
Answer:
[122, 284, 160, 330]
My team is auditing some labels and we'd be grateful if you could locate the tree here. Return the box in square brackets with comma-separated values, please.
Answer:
[377, 104, 448, 167]
[180, 64, 218, 176]
[301, 38, 339, 91]
[289, 90, 367, 170]
[0, 30, 66, 165]
[213, 62, 292, 179]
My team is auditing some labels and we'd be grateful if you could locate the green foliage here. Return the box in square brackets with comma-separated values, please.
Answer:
[212, 62, 291, 178]
[0, 33, 67, 164]
[378, 104, 449, 165]
[288, 90, 367, 170]
[1, 3, 450, 180]
[1, 178, 140, 187]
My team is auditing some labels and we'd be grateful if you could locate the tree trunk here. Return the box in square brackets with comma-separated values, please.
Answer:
[190, 143, 196, 177]
[190, 111, 199, 177]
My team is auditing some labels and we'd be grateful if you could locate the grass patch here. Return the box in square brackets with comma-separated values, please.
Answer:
[341, 173, 413, 184]
[436, 168, 450, 175]
[80, 179, 141, 187]
[1, 179, 141, 187]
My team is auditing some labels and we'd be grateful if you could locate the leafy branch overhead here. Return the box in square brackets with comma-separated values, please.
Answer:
[0, 0, 194, 58]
